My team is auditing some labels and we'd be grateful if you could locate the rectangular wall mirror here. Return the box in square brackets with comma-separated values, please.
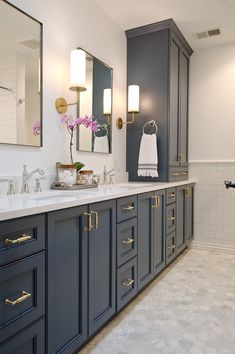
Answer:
[77, 49, 112, 154]
[0, 0, 42, 147]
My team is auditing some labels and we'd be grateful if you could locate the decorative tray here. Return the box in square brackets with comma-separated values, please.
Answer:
[51, 181, 98, 190]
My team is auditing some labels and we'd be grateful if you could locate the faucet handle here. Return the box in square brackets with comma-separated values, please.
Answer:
[34, 176, 46, 193]
[0, 178, 15, 195]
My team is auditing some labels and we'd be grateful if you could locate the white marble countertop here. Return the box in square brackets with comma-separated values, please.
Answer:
[0, 180, 196, 221]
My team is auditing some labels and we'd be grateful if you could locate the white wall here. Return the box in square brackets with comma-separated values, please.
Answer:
[189, 43, 235, 162]
[0, 0, 126, 186]
[189, 43, 235, 249]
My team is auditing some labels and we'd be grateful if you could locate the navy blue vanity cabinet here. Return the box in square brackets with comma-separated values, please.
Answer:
[153, 190, 166, 276]
[88, 200, 116, 336]
[0, 318, 45, 354]
[126, 19, 193, 182]
[47, 206, 88, 354]
[176, 184, 194, 254]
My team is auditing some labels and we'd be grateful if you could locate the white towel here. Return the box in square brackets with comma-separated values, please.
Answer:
[93, 135, 109, 153]
[137, 133, 158, 177]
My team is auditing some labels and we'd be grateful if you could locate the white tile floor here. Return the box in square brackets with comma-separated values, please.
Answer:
[80, 248, 235, 354]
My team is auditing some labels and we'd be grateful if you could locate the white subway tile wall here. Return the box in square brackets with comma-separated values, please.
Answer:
[0, 55, 17, 143]
[189, 162, 235, 249]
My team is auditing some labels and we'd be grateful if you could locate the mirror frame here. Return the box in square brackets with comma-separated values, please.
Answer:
[0, 0, 43, 148]
[76, 47, 113, 154]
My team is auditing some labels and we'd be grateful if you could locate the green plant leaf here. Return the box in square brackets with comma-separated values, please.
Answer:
[74, 161, 85, 171]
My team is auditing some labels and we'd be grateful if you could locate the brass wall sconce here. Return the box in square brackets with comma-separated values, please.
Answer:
[116, 85, 140, 129]
[55, 49, 87, 114]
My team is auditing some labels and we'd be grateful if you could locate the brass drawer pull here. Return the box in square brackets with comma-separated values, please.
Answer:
[168, 244, 175, 250]
[122, 278, 134, 287]
[5, 234, 32, 245]
[168, 216, 175, 221]
[152, 195, 160, 208]
[83, 212, 92, 232]
[122, 238, 134, 245]
[122, 205, 135, 211]
[90, 211, 99, 230]
[168, 192, 175, 198]
[5, 291, 31, 306]
[171, 171, 188, 177]
[185, 187, 192, 197]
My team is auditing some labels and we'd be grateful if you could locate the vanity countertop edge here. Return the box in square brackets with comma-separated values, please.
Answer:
[0, 180, 196, 221]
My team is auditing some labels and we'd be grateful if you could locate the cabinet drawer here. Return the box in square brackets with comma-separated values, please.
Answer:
[117, 218, 137, 267]
[166, 203, 176, 235]
[166, 187, 176, 205]
[169, 167, 188, 182]
[0, 252, 45, 344]
[117, 257, 137, 311]
[0, 318, 45, 354]
[0, 214, 45, 266]
[117, 196, 137, 223]
[166, 232, 177, 265]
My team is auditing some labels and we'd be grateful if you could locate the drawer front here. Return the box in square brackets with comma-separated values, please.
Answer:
[166, 232, 177, 265]
[117, 257, 137, 311]
[117, 196, 137, 223]
[169, 167, 188, 182]
[166, 187, 176, 205]
[0, 252, 45, 344]
[166, 203, 176, 235]
[0, 318, 45, 354]
[117, 218, 137, 267]
[0, 214, 45, 266]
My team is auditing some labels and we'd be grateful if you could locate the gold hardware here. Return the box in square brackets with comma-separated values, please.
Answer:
[168, 244, 175, 250]
[122, 205, 135, 211]
[168, 192, 175, 198]
[168, 216, 175, 221]
[122, 238, 134, 245]
[5, 234, 32, 245]
[90, 211, 99, 230]
[122, 278, 134, 287]
[5, 291, 31, 306]
[55, 89, 86, 114]
[171, 171, 188, 177]
[83, 212, 92, 232]
[116, 112, 137, 129]
[185, 187, 192, 197]
[178, 153, 186, 162]
[152, 195, 160, 208]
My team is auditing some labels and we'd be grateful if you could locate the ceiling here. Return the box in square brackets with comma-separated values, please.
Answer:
[93, 0, 235, 50]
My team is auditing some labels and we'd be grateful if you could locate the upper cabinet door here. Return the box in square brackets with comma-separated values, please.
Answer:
[180, 48, 190, 167]
[47, 206, 88, 354]
[88, 200, 116, 336]
[169, 36, 181, 167]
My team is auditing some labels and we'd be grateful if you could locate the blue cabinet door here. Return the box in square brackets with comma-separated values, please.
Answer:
[137, 192, 154, 290]
[153, 190, 166, 276]
[176, 185, 187, 254]
[47, 206, 88, 354]
[88, 200, 116, 336]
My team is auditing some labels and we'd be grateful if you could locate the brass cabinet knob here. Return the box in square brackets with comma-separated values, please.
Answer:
[122, 238, 134, 245]
[168, 216, 175, 221]
[122, 278, 134, 287]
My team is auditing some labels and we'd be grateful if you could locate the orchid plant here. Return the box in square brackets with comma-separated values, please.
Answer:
[61, 114, 98, 164]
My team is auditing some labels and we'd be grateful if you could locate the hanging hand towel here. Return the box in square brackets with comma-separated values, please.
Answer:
[93, 135, 109, 153]
[137, 133, 158, 177]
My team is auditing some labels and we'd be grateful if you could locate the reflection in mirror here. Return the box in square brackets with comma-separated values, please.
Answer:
[77, 49, 112, 154]
[0, 0, 42, 147]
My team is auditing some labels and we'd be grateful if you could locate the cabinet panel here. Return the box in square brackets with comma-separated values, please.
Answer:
[0, 214, 45, 267]
[0, 318, 45, 354]
[176, 186, 187, 254]
[88, 200, 116, 336]
[153, 190, 166, 276]
[186, 185, 194, 245]
[117, 257, 137, 311]
[47, 206, 88, 354]
[0, 252, 45, 344]
[169, 36, 180, 167]
[166, 232, 177, 265]
[117, 218, 137, 267]
[180, 49, 190, 167]
[138, 192, 154, 290]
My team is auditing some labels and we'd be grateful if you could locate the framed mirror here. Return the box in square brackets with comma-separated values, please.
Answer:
[0, 0, 42, 147]
[77, 49, 112, 154]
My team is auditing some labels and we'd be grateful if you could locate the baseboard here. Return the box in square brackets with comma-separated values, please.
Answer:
[191, 241, 235, 254]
